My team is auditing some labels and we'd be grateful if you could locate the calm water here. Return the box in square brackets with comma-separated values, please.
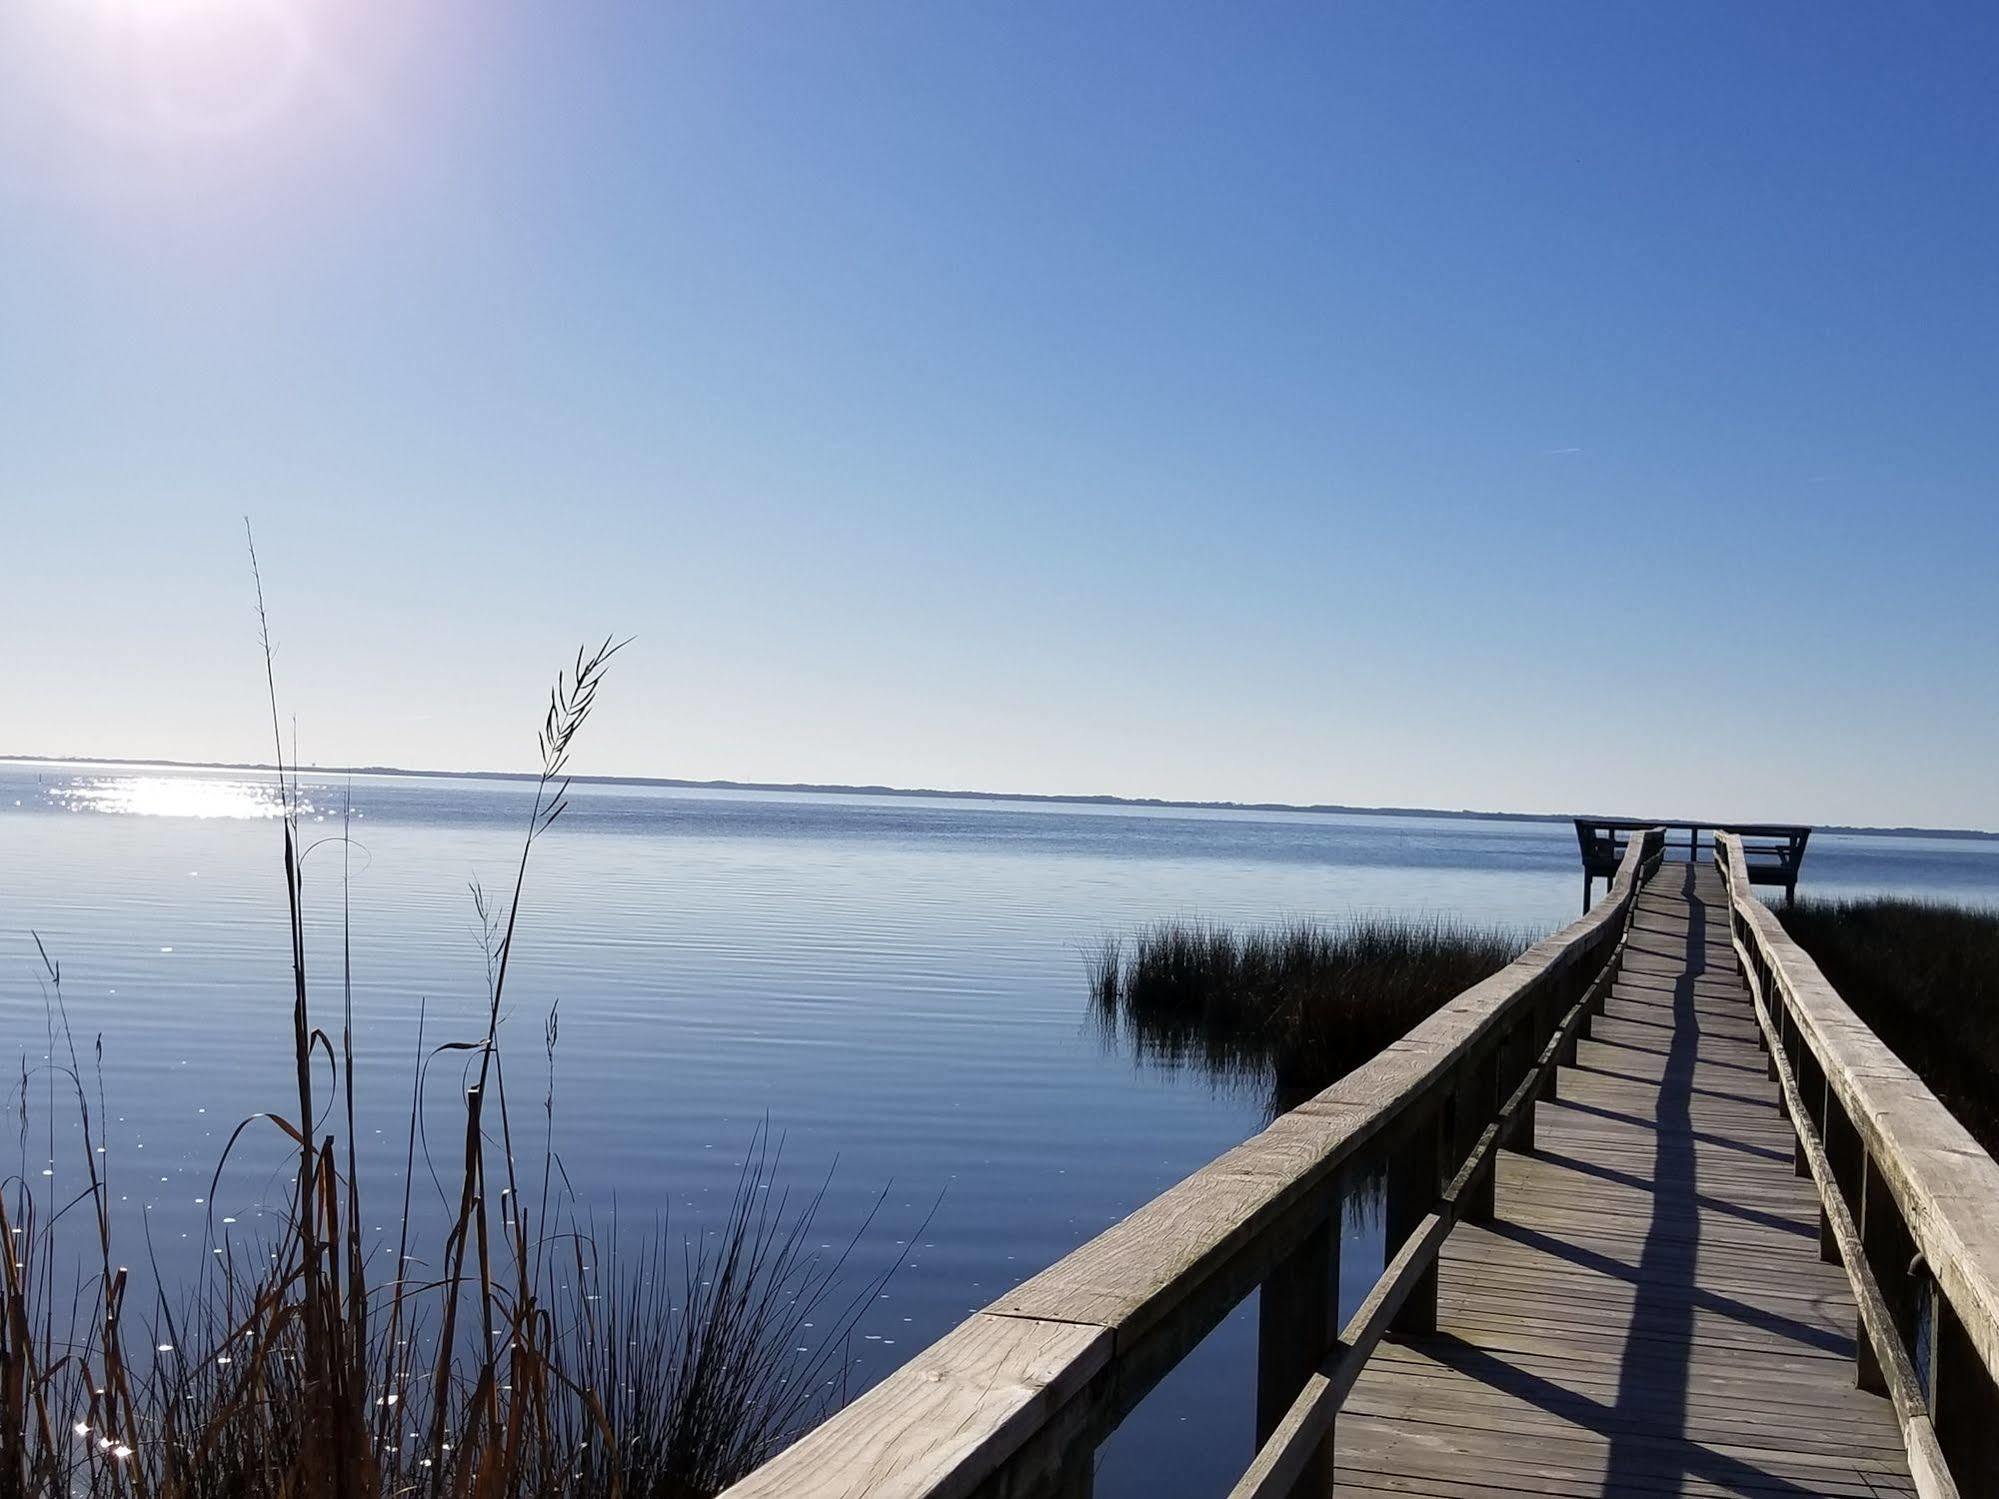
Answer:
[5, 762, 1997, 1491]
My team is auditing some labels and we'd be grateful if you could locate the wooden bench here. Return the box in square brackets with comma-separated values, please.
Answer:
[1575, 816, 1809, 909]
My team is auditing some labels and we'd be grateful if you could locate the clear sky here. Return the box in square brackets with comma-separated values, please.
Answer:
[2, 3, 1995, 828]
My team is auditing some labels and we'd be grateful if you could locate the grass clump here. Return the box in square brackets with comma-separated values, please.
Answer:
[1778, 897, 1999, 1156]
[1091, 917, 1527, 1109]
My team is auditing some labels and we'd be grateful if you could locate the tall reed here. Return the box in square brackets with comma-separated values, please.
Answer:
[1, 543, 893, 1498]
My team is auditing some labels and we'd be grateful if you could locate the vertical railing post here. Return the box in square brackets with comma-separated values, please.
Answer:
[1771, 1007, 1789, 1116]
[1598, 920, 1623, 1031]
[1576, 934, 1601, 1044]
[1558, 958, 1583, 1071]
[1255, 1194, 1339, 1498]
[1581, 908, 1617, 1047]
[1824, 1096, 1862, 1268]
[1857, 1155, 1915, 1397]
[1458, 1048, 1498, 1223]
[1794, 1048, 1820, 1179]
[1934, 1293, 1999, 1482]
[1812, 1072, 1835, 1260]
[1505, 1014, 1537, 1156]
[1534, 971, 1561, 1105]
[1386, 1105, 1442, 1337]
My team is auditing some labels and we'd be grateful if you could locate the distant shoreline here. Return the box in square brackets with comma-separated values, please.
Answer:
[3, 753, 1994, 841]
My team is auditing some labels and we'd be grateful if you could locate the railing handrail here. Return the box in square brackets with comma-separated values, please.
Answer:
[1715, 832, 1999, 1376]
[1715, 832, 1999, 1491]
[722, 832, 1666, 1498]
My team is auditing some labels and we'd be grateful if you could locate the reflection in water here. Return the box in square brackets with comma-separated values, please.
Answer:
[49, 776, 301, 819]
[1090, 917, 1526, 1116]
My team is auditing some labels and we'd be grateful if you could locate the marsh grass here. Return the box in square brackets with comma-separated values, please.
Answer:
[1092, 917, 1526, 1110]
[1778, 896, 1999, 1156]
[1, 543, 898, 1499]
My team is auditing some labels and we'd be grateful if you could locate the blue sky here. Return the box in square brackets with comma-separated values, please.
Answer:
[2, 3, 1995, 827]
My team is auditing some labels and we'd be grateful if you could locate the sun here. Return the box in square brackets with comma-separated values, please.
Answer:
[24, 0, 313, 140]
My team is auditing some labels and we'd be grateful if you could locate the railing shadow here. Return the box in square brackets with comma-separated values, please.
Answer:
[1552, 1096, 1792, 1164]
[1416, 1335, 1824, 1497]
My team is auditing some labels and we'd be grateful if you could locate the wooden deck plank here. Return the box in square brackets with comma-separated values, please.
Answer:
[1334, 861, 1915, 1496]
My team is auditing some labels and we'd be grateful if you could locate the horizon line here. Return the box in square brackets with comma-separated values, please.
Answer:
[4, 753, 1996, 842]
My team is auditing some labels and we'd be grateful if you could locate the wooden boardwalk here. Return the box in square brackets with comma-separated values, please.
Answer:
[1338, 860, 1915, 1496]
[726, 830, 1999, 1499]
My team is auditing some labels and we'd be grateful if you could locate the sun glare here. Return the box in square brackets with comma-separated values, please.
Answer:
[27, 0, 313, 142]
[106, 0, 250, 16]
[51, 775, 297, 819]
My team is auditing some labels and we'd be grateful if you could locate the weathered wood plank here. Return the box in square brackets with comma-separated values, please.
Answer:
[718, 1313, 1110, 1499]
[1336, 861, 1915, 1496]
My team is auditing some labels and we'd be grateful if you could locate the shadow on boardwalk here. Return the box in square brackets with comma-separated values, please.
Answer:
[1337, 862, 1912, 1497]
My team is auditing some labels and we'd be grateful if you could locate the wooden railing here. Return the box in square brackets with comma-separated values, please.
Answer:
[1715, 833, 1999, 1498]
[720, 828, 1668, 1499]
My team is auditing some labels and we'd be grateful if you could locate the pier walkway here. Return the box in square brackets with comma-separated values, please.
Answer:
[724, 832, 1999, 1499]
[1338, 860, 1912, 1495]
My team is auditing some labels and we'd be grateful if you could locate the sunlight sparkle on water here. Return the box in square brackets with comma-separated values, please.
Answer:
[52, 776, 300, 819]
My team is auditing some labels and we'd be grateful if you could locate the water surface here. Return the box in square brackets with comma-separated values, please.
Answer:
[4, 764, 1993, 1491]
